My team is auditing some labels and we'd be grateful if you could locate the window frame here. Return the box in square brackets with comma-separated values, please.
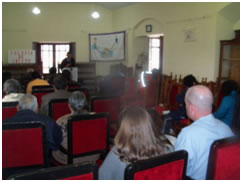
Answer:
[39, 43, 71, 74]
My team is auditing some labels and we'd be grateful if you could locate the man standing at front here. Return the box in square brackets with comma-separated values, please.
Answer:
[174, 85, 234, 180]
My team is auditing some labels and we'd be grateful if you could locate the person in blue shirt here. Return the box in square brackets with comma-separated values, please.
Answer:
[214, 80, 238, 128]
[174, 85, 234, 180]
[162, 74, 198, 134]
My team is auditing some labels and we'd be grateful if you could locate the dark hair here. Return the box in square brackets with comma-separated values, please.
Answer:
[114, 106, 170, 163]
[31, 71, 41, 79]
[62, 70, 71, 81]
[222, 80, 238, 96]
[183, 74, 198, 87]
[49, 67, 57, 75]
[53, 75, 67, 89]
[3, 72, 12, 85]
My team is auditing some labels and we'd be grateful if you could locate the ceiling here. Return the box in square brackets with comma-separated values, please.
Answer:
[95, 2, 136, 10]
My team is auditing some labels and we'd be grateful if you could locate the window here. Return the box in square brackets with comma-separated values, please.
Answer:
[40, 43, 70, 73]
[148, 37, 161, 72]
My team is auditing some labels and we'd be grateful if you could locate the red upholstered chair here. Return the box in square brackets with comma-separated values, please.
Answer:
[49, 98, 71, 121]
[64, 113, 109, 164]
[32, 85, 54, 92]
[2, 122, 49, 179]
[8, 162, 98, 180]
[90, 96, 120, 137]
[32, 90, 54, 109]
[206, 137, 240, 180]
[2, 102, 18, 120]
[125, 150, 188, 180]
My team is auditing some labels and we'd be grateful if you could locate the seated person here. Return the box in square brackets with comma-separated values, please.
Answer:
[62, 69, 80, 88]
[213, 80, 238, 128]
[174, 85, 234, 179]
[26, 71, 49, 93]
[162, 74, 198, 134]
[3, 79, 25, 102]
[4, 94, 62, 152]
[39, 75, 71, 117]
[52, 91, 99, 164]
[60, 52, 75, 70]
[46, 67, 57, 85]
[99, 106, 173, 180]
[170, 74, 198, 120]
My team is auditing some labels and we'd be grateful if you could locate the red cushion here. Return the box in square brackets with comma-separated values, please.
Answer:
[134, 159, 185, 180]
[2, 128, 44, 168]
[2, 107, 17, 120]
[169, 85, 178, 110]
[213, 142, 240, 180]
[61, 173, 93, 180]
[33, 92, 51, 109]
[53, 102, 71, 121]
[93, 99, 119, 122]
[72, 118, 107, 155]
[145, 79, 158, 107]
[155, 106, 164, 115]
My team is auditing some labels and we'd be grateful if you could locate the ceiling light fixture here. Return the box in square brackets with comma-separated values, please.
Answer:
[32, 7, 40, 15]
[91, 11, 100, 19]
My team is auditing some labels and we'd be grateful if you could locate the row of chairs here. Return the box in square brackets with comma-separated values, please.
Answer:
[3, 113, 109, 179]
[3, 119, 239, 180]
[160, 72, 221, 111]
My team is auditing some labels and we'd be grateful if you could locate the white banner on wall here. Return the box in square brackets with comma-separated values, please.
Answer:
[89, 31, 125, 62]
[8, 50, 36, 64]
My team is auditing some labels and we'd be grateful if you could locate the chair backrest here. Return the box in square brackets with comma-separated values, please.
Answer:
[68, 84, 81, 89]
[32, 85, 54, 92]
[90, 96, 120, 123]
[49, 98, 71, 121]
[8, 162, 98, 180]
[125, 150, 188, 180]
[67, 113, 109, 164]
[2, 122, 49, 178]
[32, 90, 54, 109]
[2, 102, 18, 120]
[206, 137, 240, 180]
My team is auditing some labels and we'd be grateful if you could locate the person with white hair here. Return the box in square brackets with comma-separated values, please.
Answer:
[3, 79, 24, 102]
[4, 94, 62, 152]
[174, 85, 234, 180]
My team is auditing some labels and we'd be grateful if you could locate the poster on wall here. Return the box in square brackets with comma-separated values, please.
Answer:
[8, 50, 36, 64]
[89, 31, 125, 62]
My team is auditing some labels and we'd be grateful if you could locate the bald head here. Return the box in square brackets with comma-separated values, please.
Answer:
[185, 85, 213, 118]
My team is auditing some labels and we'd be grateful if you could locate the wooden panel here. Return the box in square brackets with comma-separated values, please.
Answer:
[76, 63, 97, 97]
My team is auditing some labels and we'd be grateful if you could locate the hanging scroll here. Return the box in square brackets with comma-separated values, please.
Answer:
[89, 31, 125, 62]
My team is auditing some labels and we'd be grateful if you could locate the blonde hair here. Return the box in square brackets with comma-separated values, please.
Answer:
[114, 106, 170, 163]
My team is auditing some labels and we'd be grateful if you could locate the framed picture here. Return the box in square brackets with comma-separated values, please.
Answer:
[89, 31, 125, 62]
[146, 24, 152, 33]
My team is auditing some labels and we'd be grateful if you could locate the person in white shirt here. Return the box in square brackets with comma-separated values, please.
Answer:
[3, 79, 24, 102]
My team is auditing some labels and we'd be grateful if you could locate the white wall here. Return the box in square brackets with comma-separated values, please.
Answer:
[112, 2, 239, 81]
[3, 2, 239, 79]
[2, 2, 113, 76]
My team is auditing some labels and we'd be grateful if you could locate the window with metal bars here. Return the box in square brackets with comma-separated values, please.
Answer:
[40, 43, 70, 73]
